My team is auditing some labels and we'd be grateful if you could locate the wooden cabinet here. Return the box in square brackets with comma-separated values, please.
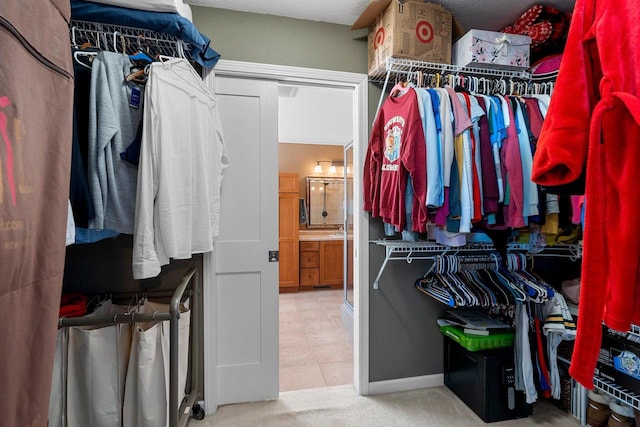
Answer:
[279, 173, 299, 292]
[320, 240, 343, 286]
[299, 241, 320, 288]
[299, 239, 343, 290]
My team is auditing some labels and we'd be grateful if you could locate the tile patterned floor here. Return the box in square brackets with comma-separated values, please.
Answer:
[279, 289, 353, 392]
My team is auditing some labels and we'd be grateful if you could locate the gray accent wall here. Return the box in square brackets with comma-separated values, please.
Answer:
[192, 7, 441, 383]
[368, 240, 448, 381]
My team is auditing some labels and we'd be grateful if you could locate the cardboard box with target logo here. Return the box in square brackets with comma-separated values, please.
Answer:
[352, 0, 453, 75]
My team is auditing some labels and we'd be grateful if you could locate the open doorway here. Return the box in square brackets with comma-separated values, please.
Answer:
[277, 83, 355, 391]
[202, 61, 369, 412]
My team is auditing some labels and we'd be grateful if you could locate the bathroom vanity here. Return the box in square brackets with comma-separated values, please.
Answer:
[299, 231, 344, 290]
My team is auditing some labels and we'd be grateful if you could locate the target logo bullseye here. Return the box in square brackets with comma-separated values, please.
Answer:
[374, 27, 385, 48]
[415, 21, 434, 43]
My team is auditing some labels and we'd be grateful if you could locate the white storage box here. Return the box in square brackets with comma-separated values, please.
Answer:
[452, 30, 531, 70]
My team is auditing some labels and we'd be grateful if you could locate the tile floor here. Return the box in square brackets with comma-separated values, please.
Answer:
[279, 289, 353, 392]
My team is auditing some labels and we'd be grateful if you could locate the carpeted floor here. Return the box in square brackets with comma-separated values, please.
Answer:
[193, 384, 580, 426]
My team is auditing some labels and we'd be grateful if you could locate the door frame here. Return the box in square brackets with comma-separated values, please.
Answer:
[202, 60, 370, 413]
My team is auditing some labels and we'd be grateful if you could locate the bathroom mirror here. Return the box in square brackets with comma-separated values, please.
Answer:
[306, 177, 349, 228]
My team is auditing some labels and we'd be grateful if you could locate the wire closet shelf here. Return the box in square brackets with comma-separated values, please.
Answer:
[369, 56, 533, 85]
[369, 240, 582, 290]
[70, 19, 191, 59]
[369, 57, 557, 116]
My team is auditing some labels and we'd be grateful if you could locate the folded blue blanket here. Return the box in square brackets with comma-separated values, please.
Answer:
[71, 0, 220, 67]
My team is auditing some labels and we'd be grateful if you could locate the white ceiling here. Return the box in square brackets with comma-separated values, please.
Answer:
[185, 0, 576, 32]
[278, 85, 353, 146]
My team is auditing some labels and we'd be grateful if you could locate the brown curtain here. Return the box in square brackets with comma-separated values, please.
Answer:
[0, 1, 73, 425]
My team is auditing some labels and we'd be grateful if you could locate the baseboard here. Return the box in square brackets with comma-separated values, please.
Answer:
[367, 374, 444, 395]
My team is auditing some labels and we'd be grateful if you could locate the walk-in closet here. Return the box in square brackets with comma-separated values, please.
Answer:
[3, 0, 640, 426]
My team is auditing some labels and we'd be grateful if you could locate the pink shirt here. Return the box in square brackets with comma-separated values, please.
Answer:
[500, 96, 525, 229]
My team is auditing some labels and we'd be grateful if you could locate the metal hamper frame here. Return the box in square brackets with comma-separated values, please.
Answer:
[58, 267, 202, 427]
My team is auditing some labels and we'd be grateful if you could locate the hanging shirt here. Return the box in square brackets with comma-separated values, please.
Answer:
[498, 95, 525, 228]
[524, 97, 545, 140]
[484, 95, 506, 203]
[470, 96, 485, 217]
[434, 88, 456, 187]
[475, 97, 499, 217]
[87, 51, 144, 234]
[132, 59, 228, 279]
[446, 159, 462, 233]
[416, 88, 442, 208]
[460, 92, 485, 222]
[530, 94, 551, 118]
[446, 87, 472, 232]
[428, 89, 444, 206]
[363, 88, 427, 232]
[70, 61, 96, 228]
[514, 99, 539, 219]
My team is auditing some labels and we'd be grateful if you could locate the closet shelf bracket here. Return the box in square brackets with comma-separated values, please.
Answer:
[370, 240, 529, 290]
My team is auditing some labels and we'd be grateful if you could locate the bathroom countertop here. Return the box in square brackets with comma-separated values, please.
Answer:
[298, 230, 350, 241]
[299, 234, 344, 241]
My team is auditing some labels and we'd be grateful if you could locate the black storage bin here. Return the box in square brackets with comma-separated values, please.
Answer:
[444, 336, 532, 423]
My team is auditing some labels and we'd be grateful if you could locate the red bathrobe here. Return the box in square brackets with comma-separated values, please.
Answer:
[532, 0, 640, 389]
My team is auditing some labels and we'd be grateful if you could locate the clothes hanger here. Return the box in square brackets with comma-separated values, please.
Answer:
[389, 80, 410, 97]
[434, 256, 465, 307]
[73, 50, 97, 69]
[416, 276, 457, 307]
[493, 263, 528, 302]
[127, 36, 156, 65]
[126, 37, 156, 84]
[467, 256, 500, 306]
[450, 270, 474, 306]
[449, 257, 479, 307]
[423, 72, 432, 88]
[462, 269, 492, 306]
[125, 69, 147, 84]
[502, 254, 548, 303]
[479, 268, 512, 305]
[414, 71, 422, 88]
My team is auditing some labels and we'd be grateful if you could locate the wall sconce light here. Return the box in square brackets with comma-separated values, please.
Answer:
[314, 160, 344, 175]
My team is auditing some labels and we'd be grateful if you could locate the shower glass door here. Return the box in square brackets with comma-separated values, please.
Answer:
[344, 143, 354, 309]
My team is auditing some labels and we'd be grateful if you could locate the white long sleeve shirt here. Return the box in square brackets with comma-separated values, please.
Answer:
[132, 59, 228, 279]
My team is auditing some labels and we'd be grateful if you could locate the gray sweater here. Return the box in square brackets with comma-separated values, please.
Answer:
[87, 51, 143, 234]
